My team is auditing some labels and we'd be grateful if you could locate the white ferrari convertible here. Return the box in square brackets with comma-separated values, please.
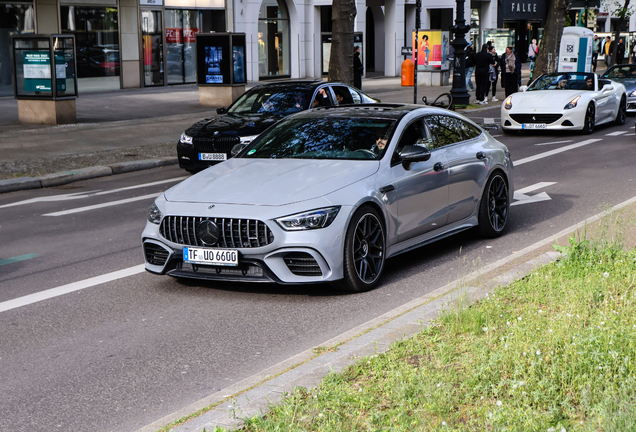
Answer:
[501, 72, 627, 134]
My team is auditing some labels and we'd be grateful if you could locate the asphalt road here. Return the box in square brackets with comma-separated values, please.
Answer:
[1, 108, 635, 431]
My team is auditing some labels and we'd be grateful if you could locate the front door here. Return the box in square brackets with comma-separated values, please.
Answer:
[141, 9, 164, 86]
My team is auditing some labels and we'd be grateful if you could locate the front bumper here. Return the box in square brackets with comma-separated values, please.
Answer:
[500, 109, 584, 131]
[626, 95, 636, 112]
[141, 206, 351, 285]
[177, 142, 229, 172]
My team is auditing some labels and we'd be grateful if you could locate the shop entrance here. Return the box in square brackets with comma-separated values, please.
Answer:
[141, 9, 164, 86]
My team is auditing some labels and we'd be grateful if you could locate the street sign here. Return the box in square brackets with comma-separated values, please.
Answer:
[401, 46, 413, 56]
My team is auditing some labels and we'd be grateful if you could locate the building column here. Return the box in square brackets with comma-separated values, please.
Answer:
[119, 0, 141, 88]
[384, 0, 404, 76]
[34, 0, 59, 34]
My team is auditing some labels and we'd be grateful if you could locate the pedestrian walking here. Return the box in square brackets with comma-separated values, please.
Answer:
[353, 46, 363, 90]
[500, 46, 521, 97]
[474, 44, 495, 105]
[487, 45, 500, 102]
[592, 34, 600, 72]
[617, 38, 625, 65]
[464, 42, 476, 91]
[527, 39, 538, 70]
[603, 36, 614, 67]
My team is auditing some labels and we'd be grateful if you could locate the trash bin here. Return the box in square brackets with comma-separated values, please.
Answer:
[401, 59, 414, 87]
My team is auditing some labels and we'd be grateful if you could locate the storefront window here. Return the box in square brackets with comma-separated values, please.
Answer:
[470, 9, 480, 48]
[258, 0, 290, 78]
[0, 3, 35, 97]
[61, 6, 119, 92]
[142, 10, 163, 86]
[166, 9, 200, 84]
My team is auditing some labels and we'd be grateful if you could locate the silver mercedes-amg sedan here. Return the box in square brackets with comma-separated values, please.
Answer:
[142, 104, 514, 292]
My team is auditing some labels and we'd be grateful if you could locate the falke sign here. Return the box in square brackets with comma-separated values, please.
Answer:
[501, 0, 546, 20]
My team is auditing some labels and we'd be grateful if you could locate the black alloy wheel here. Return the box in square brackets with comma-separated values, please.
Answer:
[582, 103, 595, 134]
[477, 173, 509, 238]
[614, 97, 627, 125]
[336, 206, 386, 292]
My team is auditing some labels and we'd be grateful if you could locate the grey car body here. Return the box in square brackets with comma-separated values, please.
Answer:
[142, 104, 514, 292]
[601, 64, 636, 112]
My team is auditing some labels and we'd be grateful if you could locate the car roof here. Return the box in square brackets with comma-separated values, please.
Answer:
[249, 80, 347, 91]
[290, 103, 428, 120]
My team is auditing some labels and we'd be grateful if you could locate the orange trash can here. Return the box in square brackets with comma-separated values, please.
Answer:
[401, 59, 414, 86]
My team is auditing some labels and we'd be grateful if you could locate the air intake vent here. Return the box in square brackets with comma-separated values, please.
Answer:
[284, 252, 322, 276]
[144, 243, 170, 266]
[561, 120, 574, 126]
[193, 136, 241, 153]
[510, 114, 562, 124]
[160, 216, 274, 248]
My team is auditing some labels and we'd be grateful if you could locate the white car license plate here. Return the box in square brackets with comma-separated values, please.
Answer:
[183, 247, 238, 266]
[522, 123, 547, 129]
[199, 153, 227, 161]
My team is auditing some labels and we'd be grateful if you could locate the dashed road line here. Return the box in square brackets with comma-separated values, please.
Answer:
[514, 139, 602, 166]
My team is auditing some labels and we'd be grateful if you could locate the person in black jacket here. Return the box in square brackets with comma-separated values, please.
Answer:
[353, 46, 363, 89]
[474, 44, 496, 104]
[617, 38, 625, 65]
[500, 46, 522, 97]
[487, 45, 500, 102]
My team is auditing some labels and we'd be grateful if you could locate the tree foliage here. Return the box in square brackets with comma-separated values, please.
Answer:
[607, 0, 634, 65]
[328, 0, 356, 84]
[534, 0, 571, 76]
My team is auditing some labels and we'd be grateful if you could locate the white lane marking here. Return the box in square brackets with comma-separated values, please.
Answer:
[624, 133, 636, 136]
[0, 177, 186, 209]
[0, 265, 145, 313]
[42, 193, 160, 216]
[606, 131, 627, 136]
[514, 139, 602, 166]
[535, 140, 573, 146]
[512, 182, 557, 206]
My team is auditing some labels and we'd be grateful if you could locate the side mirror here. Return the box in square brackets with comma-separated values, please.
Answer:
[217, 107, 228, 114]
[231, 143, 246, 157]
[481, 123, 499, 132]
[601, 84, 613, 93]
[400, 144, 431, 170]
[519, 85, 528, 92]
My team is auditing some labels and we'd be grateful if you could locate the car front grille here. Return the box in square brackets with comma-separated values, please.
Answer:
[160, 216, 274, 248]
[144, 242, 170, 266]
[283, 252, 322, 276]
[193, 136, 240, 153]
[510, 114, 563, 124]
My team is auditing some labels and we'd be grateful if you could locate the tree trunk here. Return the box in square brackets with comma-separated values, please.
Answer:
[534, 0, 571, 76]
[610, 0, 631, 66]
[328, 0, 356, 84]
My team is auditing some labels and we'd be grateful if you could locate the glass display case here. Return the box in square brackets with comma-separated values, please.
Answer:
[195, 32, 245, 86]
[11, 34, 77, 99]
[483, 29, 516, 56]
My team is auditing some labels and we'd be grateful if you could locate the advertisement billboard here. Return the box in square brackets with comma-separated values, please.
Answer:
[412, 31, 450, 71]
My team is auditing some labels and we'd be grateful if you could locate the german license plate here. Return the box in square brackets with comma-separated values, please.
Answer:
[199, 153, 227, 161]
[183, 247, 238, 266]
[522, 123, 546, 129]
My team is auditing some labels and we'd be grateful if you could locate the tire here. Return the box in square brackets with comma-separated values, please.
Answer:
[433, 93, 453, 110]
[477, 172, 510, 238]
[581, 103, 595, 134]
[614, 96, 627, 125]
[334, 206, 386, 293]
[186, 169, 199, 175]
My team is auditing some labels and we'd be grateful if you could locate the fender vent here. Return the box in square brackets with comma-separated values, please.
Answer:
[284, 252, 322, 276]
[144, 243, 170, 266]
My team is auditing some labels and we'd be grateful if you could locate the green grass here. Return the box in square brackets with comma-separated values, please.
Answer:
[227, 235, 636, 431]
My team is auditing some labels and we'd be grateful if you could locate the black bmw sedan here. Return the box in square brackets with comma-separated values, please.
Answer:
[177, 80, 379, 173]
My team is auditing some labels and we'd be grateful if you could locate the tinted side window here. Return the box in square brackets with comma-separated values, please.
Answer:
[459, 119, 482, 140]
[391, 119, 428, 164]
[331, 85, 355, 105]
[425, 115, 464, 147]
[348, 88, 362, 103]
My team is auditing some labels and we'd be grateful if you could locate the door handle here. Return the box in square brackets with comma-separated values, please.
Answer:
[434, 162, 444, 172]
[476, 151, 486, 159]
[379, 185, 395, 194]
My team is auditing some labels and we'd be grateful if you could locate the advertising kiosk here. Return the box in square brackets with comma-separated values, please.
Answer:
[196, 33, 246, 107]
[558, 27, 594, 73]
[11, 34, 77, 125]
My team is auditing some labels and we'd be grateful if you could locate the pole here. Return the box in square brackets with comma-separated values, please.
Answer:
[414, 0, 421, 104]
[449, 0, 471, 106]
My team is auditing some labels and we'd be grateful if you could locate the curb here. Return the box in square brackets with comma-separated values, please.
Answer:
[0, 157, 178, 194]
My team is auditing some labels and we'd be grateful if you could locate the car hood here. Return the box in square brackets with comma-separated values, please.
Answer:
[164, 158, 380, 206]
[186, 114, 282, 138]
[513, 90, 588, 109]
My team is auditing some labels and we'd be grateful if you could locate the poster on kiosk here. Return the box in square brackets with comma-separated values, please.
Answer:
[558, 27, 594, 73]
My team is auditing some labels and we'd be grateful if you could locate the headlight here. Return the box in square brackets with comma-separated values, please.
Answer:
[148, 202, 163, 224]
[504, 96, 513, 110]
[564, 95, 581, 110]
[240, 135, 258, 144]
[630, 91, 636, 97]
[275, 207, 340, 231]
[179, 132, 193, 145]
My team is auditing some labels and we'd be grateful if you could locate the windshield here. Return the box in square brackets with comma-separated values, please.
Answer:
[528, 73, 595, 91]
[241, 117, 396, 160]
[228, 87, 312, 115]
[603, 65, 636, 81]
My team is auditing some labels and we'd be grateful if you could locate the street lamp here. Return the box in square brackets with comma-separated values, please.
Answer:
[449, 0, 471, 106]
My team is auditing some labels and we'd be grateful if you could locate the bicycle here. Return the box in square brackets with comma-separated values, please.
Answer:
[421, 93, 454, 110]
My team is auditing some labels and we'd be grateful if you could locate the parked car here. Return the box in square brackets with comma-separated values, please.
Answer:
[501, 72, 626, 134]
[177, 81, 379, 173]
[143, 104, 513, 292]
[600, 64, 636, 113]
